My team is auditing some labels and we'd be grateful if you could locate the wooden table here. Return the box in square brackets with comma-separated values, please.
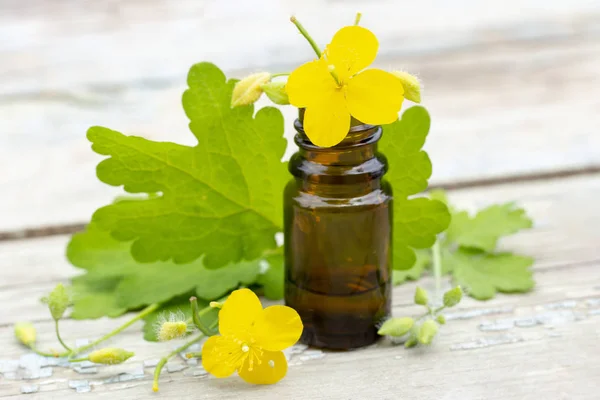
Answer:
[1, 1, 599, 399]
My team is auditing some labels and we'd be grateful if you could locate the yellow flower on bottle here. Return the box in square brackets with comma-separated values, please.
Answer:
[286, 25, 404, 147]
[201, 288, 303, 385]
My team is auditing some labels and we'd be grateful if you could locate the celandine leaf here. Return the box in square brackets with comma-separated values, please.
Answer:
[88, 62, 288, 267]
[446, 249, 534, 300]
[380, 107, 451, 270]
[67, 220, 268, 318]
[446, 203, 533, 252]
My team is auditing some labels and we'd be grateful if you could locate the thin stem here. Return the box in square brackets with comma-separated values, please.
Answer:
[69, 357, 89, 363]
[190, 297, 213, 336]
[153, 334, 205, 392]
[70, 303, 160, 358]
[290, 16, 322, 57]
[54, 320, 72, 352]
[354, 12, 362, 25]
[432, 239, 442, 293]
[271, 72, 290, 78]
[433, 306, 446, 314]
[28, 346, 68, 358]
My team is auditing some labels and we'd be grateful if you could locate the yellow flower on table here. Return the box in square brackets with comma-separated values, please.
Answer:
[286, 25, 404, 147]
[202, 288, 303, 384]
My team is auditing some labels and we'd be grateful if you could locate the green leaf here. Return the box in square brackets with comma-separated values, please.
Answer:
[428, 189, 449, 205]
[67, 221, 143, 278]
[115, 258, 260, 309]
[392, 249, 431, 284]
[380, 107, 451, 270]
[67, 220, 268, 317]
[70, 275, 127, 320]
[256, 252, 285, 300]
[380, 107, 432, 197]
[446, 249, 534, 300]
[446, 203, 533, 252]
[88, 62, 288, 267]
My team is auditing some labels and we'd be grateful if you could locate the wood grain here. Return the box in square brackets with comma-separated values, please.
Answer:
[1, 2, 600, 398]
[0, 262, 599, 399]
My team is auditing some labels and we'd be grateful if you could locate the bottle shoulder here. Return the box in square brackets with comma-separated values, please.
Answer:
[284, 178, 392, 210]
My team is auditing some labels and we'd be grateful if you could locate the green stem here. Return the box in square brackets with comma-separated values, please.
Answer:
[28, 346, 68, 358]
[190, 297, 213, 336]
[290, 16, 322, 58]
[69, 303, 160, 358]
[433, 305, 446, 314]
[271, 72, 290, 78]
[54, 320, 72, 352]
[432, 239, 442, 293]
[185, 352, 202, 359]
[153, 334, 205, 392]
[354, 12, 362, 25]
[69, 357, 89, 363]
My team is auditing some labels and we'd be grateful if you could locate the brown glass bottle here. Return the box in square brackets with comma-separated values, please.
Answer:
[284, 115, 392, 350]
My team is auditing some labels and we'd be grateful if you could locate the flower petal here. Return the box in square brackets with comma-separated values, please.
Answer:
[325, 26, 378, 80]
[201, 336, 238, 378]
[345, 69, 404, 125]
[238, 350, 288, 385]
[218, 288, 263, 338]
[252, 305, 303, 352]
[304, 89, 350, 148]
[286, 58, 337, 108]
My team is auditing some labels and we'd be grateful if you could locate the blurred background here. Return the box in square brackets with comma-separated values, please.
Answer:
[1, 0, 599, 233]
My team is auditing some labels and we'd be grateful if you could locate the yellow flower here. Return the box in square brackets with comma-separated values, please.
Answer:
[286, 25, 404, 147]
[201, 288, 303, 384]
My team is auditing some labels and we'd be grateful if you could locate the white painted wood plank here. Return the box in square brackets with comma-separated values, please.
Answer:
[1, 0, 599, 92]
[1, 35, 600, 230]
[0, 263, 598, 398]
[0, 176, 599, 397]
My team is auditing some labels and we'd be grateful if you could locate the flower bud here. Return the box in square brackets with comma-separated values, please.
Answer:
[262, 81, 290, 105]
[404, 336, 418, 348]
[418, 320, 438, 345]
[414, 286, 429, 306]
[14, 322, 36, 347]
[231, 72, 271, 107]
[436, 315, 446, 325]
[43, 283, 70, 321]
[443, 286, 463, 308]
[154, 311, 189, 341]
[391, 71, 421, 103]
[88, 348, 134, 365]
[157, 321, 188, 341]
[378, 317, 414, 337]
[209, 301, 223, 309]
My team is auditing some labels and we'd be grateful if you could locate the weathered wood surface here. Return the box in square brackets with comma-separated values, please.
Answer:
[1, 175, 599, 398]
[2, 1, 600, 398]
[1, 1, 600, 231]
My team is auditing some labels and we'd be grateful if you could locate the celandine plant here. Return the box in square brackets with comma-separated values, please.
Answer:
[13, 14, 536, 392]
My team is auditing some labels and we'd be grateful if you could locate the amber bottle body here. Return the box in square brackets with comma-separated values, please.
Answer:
[284, 121, 393, 350]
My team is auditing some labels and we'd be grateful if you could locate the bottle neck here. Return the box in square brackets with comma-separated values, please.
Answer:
[294, 119, 382, 166]
[289, 117, 387, 196]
